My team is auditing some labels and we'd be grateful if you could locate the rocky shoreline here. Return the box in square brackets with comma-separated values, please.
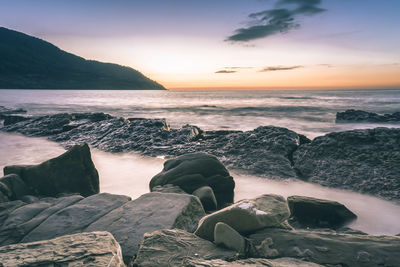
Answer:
[1, 107, 399, 203]
[0, 145, 399, 266]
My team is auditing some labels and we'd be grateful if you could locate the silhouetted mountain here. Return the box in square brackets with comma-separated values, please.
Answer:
[0, 27, 165, 90]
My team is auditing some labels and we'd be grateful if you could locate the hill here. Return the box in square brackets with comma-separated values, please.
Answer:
[0, 27, 165, 90]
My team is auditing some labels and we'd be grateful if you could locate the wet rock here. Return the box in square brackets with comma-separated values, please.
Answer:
[185, 257, 324, 267]
[87, 192, 206, 262]
[249, 228, 400, 267]
[0, 174, 31, 201]
[133, 229, 238, 267]
[195, 194, 290, 241]
[4, 143, 99, 198]
[0, 106, 26, 115]
[293, 127, 400, 202]
[214, 222, 246, 254]
[2, 115, 29, 126]
[0, 231, 125, 267]
[336, 109, 400, 123]
[287, 195, 357, 229]
[150, 153, 235, 208]
[193, 186, 218, 211]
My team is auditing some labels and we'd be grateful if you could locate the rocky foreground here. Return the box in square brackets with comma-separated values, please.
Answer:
[1, 107, 400, 203]
[0, 145, 399, 266]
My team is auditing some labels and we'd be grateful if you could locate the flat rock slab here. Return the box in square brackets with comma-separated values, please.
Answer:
[133, 229, 238, 267]
[87, 192, 205, 262]
[293, 127, 400, 202]
[4, 143, 99, 198]
[185, 257, 324, 267]
[195, 194, 290, 241]
[287, 195, 357, 229]
[0, 231, 125, 267]
[249, 228, 400, 267]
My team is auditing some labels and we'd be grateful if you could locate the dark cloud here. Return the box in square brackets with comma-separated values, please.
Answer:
[215, 70, 237, 74]
[227, 0, 325, 42]
[259, 65, 303, 72]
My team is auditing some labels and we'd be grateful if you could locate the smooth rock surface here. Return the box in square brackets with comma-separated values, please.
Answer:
[4, 143, 99, 198]
[195, 194, 290, 241]
[133, 229, 238, 267]
[0, 231, 125, 267]
[214, 222, 247, 254]
[150, 153, 235, 208]
[152, 184, 187, 194]
[87, 192, 205, 262]
[185, 258, 324, 267]
[249, 228, 400, 267]
[293, 127, 400, 202]
[193, 186, 218, 211]
[287, 195, 357, 229]
[336, 109, 400, 123]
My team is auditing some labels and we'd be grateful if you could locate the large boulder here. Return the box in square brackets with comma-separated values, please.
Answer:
[195, 194, 290, 241]
[0, 231, 125, 267]
[287, 195, 357, 229]
[293, 128, 400, 202]
[87, 192, 206, 262]
[249, 228, 400, 267]
[150, 153, 235, 208]
[4, 143, 99, 197]
[133, 229, 238, 267]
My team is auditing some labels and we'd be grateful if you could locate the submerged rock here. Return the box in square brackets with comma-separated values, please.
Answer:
[287, 195, 357, 229]
[133, 229, 238, 267]
[0, 231, 125, 267]
[4, 143, 99, 198]
[336, 109, 400, 123]
[249, 228, 400, 267]
[150, 153, 235, 208]
[195, 194, 290, 241]
[293, 127, 400, 202]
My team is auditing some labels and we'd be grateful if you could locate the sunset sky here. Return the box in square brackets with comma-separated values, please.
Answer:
[1, 0, 400, 89]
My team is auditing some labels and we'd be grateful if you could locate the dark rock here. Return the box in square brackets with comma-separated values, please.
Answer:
[0, 200, 27, 225]
[195, 194, 290, 241]
[214, 222, 247, 254]
[0, 174, 31, 201]
[0, 106, 27, 115]
[4, 143, 99, 198]
[2, 115, 29, 126]
[193, 186, 218, 212]
[249, 228, 400, 267]
[0, 231, 125, 267]
[287, 195, 357, 229]
[336, 109, 400, 123]
[133, 229, 238, 267]
[150, 153, 235, 208]
[87, 192, 205, 263]
[293, 127, 400, 202]
[1, 112, 303, 180]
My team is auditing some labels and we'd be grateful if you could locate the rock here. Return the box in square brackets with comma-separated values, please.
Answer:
[214, 222, 247, 254]
[152, 184, 187, 194]
[4, 143, 99, 198]
[21, 193, 130, 243]
[336, 109, 400, 123]
[195, 194, 290, 241]
[193, 186, 218, 211]
[293, 127, 400, 202]
[0, 174, 31, 201]
[87, 192, 206, 262]
[2, 115, 30, 126]
[185, 257, 324, 267]
[287, 195, 357, 229]
[0, 106, 26, 116]
[0, 231, 125, 267]
[0, 195, 84, 245]
[150, 153, 235, 208]
[0, 200, 27, 225]
[133, 229, 238, 267]
[2, 112, 304, 181]
[249, 228, 400, 267]
[0, 191, 8, 203]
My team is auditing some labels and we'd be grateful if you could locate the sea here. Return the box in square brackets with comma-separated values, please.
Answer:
[1, 89, 400, 235]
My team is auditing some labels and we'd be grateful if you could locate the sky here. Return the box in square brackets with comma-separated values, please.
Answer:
[1, 0, 400, 89]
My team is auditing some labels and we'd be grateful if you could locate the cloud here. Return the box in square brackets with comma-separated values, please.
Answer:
[215, 70, 237, 74]
[227, 0, 325, 42]
[259, 65, 303, 72]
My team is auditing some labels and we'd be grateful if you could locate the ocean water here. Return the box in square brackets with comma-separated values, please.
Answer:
[1, 89, 400, 235]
